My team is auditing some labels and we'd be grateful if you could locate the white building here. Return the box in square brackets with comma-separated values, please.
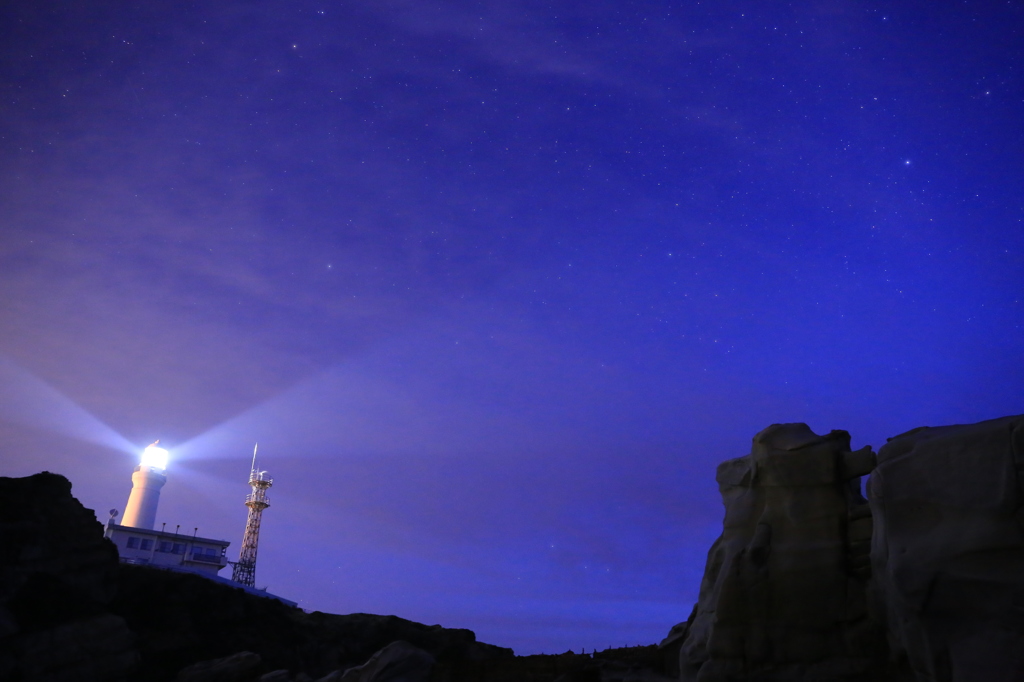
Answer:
[103, 523, 230, 576]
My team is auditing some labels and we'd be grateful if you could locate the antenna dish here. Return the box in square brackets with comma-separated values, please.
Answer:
[109, 509, 118, 518]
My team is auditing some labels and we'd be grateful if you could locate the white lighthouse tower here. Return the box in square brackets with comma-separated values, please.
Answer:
[121, 441, 168, 529]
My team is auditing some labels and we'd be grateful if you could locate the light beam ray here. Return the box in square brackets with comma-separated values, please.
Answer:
[172, 362, 425, 462]
[172, 314, 624, 464]
[0, 356, 136, 454]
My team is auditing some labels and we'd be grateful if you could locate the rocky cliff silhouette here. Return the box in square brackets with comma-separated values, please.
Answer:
[0, 471, 668, 681]
[3, 414, 1023, 681]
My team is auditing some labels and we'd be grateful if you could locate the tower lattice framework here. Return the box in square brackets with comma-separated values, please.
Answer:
[232, 468, 272, 587]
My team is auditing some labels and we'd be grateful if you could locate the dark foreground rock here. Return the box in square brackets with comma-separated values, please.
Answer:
[458, 646, 674, 682]
[0, 472, 138, 681]
[112, 564, 509, 680]
[175, 651, 264, 682]
[0, 471, 516, 681]
[333, 640, 435, 682]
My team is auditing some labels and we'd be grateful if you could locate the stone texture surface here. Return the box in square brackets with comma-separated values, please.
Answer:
[869, 414, 1024, 682]
[337, 641, 435, 682]
[174, 651, 263, 682]
[671, 424, 884, 681]
[258, 669, 294, 682]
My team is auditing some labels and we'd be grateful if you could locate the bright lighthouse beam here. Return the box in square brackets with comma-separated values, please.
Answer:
[0, 356, 136, 455]
[141, 441, 169, 470]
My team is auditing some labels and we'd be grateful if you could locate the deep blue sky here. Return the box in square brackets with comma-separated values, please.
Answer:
[1, 0, 1022, 654]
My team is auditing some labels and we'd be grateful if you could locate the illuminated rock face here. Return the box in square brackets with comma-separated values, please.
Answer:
[671, 424, 882, 682]
[870, 415, 1024, 682]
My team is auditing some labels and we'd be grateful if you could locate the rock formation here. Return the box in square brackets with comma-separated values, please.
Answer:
[333, 640, 435, 682]
[111, 563, 510, 679]
[870, 414, 1024, 681]
[175, 651, 264, 682]
[666, 414, 1024, 682]
[665, 424, 882, 681]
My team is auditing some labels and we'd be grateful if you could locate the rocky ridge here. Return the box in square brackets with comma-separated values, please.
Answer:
[0, 470, 666, 682]
[4, 413, 1024, 681]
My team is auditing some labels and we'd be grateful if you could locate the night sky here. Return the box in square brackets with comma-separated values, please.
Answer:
[1, 0, 1022, 655]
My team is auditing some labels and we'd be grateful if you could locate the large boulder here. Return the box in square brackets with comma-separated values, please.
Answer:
[174, 651, 263, 682]
[869, 414, 1024, 681]
[673, 424, 882, 681]
[336, 641, 434, 682]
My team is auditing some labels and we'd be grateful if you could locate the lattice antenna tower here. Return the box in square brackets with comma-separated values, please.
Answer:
[232, 443, 273, 587]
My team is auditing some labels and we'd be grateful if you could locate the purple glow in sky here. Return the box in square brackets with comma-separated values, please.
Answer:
[1, 0, 1022, 654]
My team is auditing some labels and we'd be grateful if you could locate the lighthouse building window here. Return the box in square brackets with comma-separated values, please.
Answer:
[126, 537, 140, 549]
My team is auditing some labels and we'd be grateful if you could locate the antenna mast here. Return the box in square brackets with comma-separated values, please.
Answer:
[232, 444, 273, 587]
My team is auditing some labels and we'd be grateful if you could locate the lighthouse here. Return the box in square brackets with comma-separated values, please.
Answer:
[121, 441, 168, 529]
[105, 441, 232, 577]
[102, 441, 293, 604]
